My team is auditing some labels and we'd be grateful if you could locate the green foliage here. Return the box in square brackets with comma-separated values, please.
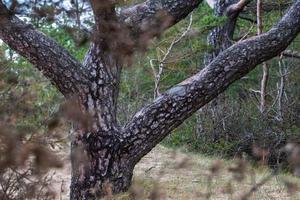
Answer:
[39, 23, 88, 61]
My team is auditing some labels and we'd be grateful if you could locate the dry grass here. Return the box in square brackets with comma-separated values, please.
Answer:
[52, 145, 300, 200]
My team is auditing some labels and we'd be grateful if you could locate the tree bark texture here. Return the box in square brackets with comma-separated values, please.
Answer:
[0, 0, 300, 199]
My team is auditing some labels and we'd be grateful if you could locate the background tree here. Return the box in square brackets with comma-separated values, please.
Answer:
[194, 0, 300, 162]
[197, 0, 251, 141]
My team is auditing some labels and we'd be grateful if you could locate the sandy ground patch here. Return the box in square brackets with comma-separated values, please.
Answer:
[50, 145, 300, 200]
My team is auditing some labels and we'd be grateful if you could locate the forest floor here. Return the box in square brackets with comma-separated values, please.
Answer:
[51, 145, 300, 200]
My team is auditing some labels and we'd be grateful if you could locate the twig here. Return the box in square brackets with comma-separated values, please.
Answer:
[239, 15, 257, 23]
[282, 50, 300, 59]
[150, 14, 193, 99]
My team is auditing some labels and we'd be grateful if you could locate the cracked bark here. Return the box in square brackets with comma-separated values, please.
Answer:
[69, 2, 128, 199]
[0, 0, 300, 199]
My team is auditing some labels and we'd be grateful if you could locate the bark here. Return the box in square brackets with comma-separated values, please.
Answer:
[69, 42, 125, 198]
[120, 0, 202, 34]
[205, 0, 251, 65]
[0, 0, 300, 199]
[70, 2, 127, 198]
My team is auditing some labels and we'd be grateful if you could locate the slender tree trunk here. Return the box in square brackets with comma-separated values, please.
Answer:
[258, 0, 270, 114]
[203, 0, 238, 66]
[260, 62, 269, 113]
[276, 57, 286, 121]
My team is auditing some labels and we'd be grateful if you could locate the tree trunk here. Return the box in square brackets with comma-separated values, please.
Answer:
[70, 130, 134, 199]
[204, 0, 238, 66]
[68, 39, 128, 198]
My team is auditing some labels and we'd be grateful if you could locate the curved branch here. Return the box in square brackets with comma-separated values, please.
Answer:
[123, 1, 300, 164]
[226, 0, 252, 18]
[0, 3, 88, 96]
[119, 0, 202, 35]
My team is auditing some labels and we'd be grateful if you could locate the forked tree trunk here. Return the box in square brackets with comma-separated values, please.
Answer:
[69, 41, 131, 198]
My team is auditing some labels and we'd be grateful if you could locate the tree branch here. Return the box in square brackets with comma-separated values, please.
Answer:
[282, 49, 300, 59]
[0, 2, 88, 96]
[123, 1, 300, 164]
[228, 0, 251, 12]
[119, 0, 202, 35]
[226, 0, 252, 19]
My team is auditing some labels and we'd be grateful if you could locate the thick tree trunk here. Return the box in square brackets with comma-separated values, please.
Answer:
[70, 131, 133, 199]
[69, 38, 127, 198]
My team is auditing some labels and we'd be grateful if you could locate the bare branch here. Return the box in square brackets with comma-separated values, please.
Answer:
[228, 0, 251, 12]
[0, 2, 88, 96]
[245, 1, 292, 13]
[150, 14, 193, 99]
[282, 49, 300, 59]
[123, 1, 300, 164]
